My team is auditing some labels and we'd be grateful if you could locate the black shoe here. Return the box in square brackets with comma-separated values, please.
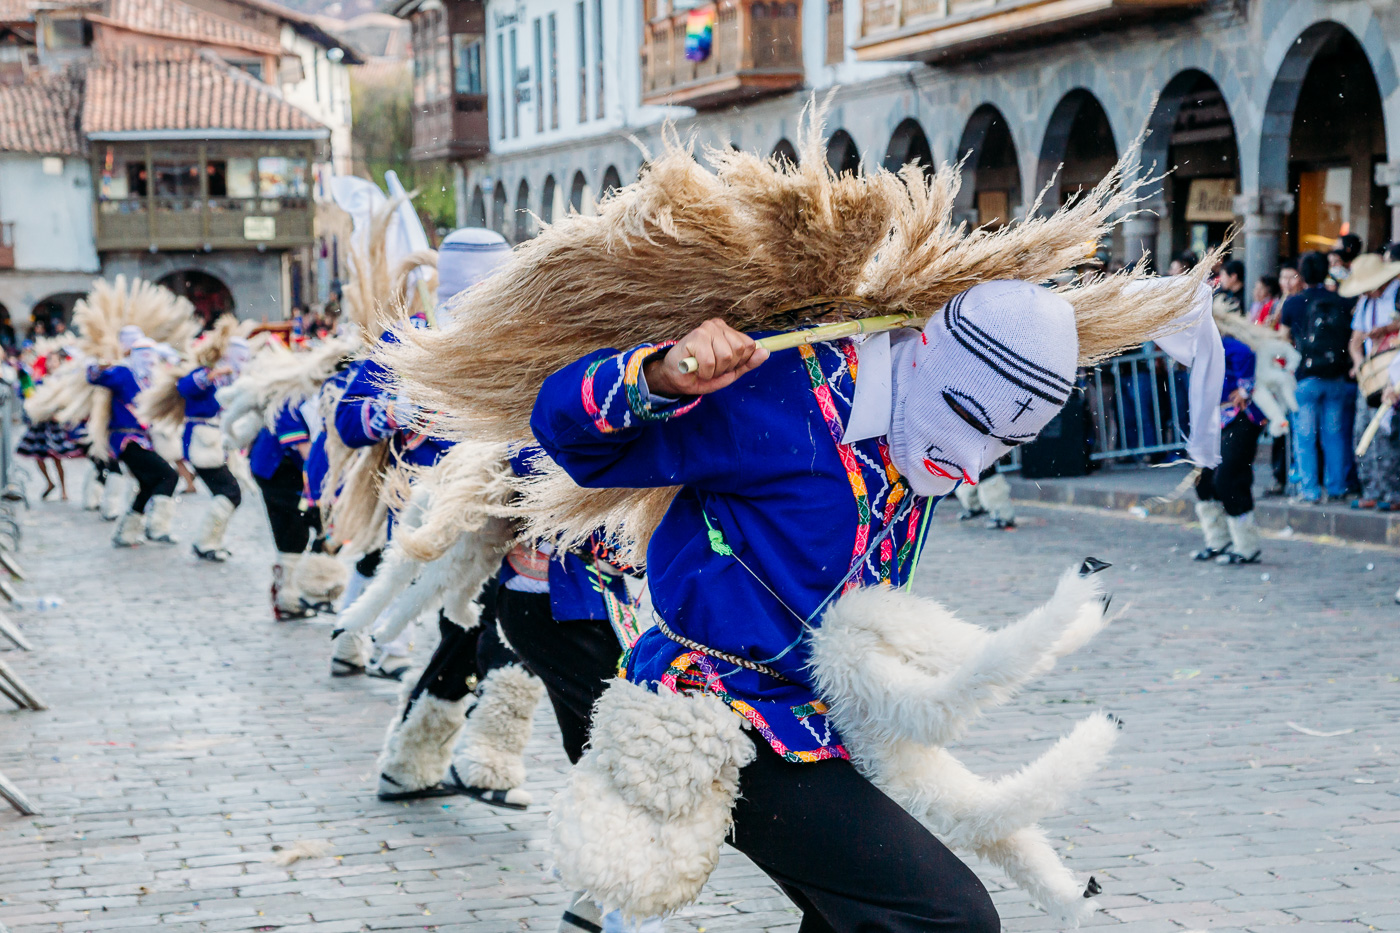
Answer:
[958, 507, 987, 522]
[1216, 549, 1261, 565]
[1193, 546, 1225, 561]
[986, 517, 1015, 530]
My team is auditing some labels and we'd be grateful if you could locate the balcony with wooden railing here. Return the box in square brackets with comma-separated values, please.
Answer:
[855, 0, 1205, 63]
[642, 0, 804, 109]
[412, 92, 489, 161]
[95, 197, 314, 252]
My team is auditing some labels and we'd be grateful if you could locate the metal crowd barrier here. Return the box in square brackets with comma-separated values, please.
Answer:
[0, 372, 42, 816]
[999, 343, 1191, 474]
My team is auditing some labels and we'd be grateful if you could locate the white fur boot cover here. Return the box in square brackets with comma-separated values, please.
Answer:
[378, 690, 468, 792]
[1195, 500, 1229, 551]
[978, 472, 1014, 522]
[453, 663, 545, 791]
[549, 678, 755, 922]
[809, 569, 1115, 927]
[295, 553, 349, 604]
[82, 468, 102, 510]
[100, 471, 127, 521]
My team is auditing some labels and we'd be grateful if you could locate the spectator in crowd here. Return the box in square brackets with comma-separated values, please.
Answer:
[1343, 253, 1400, 508]
[1249, 275, 1282, 326]
[1328, 234, 1363, 291]
[1168, 251, 1198, 276]
[1281, 251, 1360, 502]
[1279, 264, 1304, 301]
[1213, 259, 1247, 316]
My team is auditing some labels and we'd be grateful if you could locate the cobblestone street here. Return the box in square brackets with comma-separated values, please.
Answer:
[3, 474, 1400, 933]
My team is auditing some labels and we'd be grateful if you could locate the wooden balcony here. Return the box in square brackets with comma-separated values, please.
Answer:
[95, 197, 314, 252]
[0, 222, 13, 270]
[642, 0, 804, 109]
[855, 0, 1204, 63]
[411, 93, 489, 161]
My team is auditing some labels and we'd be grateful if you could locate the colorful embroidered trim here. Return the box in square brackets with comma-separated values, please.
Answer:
[658, 650, 848, 764]
[801, 343, 870, 593]
[582, 344, 701, 434]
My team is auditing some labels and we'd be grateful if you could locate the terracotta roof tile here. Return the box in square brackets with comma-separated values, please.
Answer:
[0, 70, 84, 155]
[90, 0, 282, 55]
[82, 49, 324, 134]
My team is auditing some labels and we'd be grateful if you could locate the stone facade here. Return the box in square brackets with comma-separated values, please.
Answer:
[461, 0, 1400, 284]
[100, 249, 287, 321]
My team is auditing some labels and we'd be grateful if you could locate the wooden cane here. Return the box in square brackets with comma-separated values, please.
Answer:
[1356, 401, 1393, 458]
[677, 314, 922, 375]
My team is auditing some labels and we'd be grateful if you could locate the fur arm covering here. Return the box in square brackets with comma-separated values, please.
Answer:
[807, 567, 1117, 927]
[216, 336, 358, 443]
[335, 443, 515, 640]
[548, 679, 754, 922]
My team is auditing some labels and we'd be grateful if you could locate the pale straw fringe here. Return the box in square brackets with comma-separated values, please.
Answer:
[381, 98, 1217, 557]
[379, 441, 515, 563]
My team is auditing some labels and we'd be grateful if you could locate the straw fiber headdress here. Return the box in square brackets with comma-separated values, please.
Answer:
[24, 275, 200, 460]
[383, 102, 1215, 555]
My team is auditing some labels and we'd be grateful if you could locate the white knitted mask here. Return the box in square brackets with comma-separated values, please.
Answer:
[888, 280, 1079, 497]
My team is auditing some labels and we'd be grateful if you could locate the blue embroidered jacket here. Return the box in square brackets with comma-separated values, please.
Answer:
[533, 339, 936, 762]
[334, 332, 452, 468]
[306, 364, 359, 505]
[249, 404, 310, 480]
[1220, 335, 1266, 428]
[86, 363, 150, 452]
[177, 367, 223, 460]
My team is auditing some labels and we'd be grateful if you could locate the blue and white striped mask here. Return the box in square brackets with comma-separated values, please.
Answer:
[888, 280, 1078, 497]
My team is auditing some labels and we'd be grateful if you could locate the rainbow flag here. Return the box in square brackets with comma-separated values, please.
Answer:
[685, 7, 714, 62]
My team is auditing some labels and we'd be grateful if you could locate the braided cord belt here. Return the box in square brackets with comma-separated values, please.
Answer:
[654, 617, 800, 686]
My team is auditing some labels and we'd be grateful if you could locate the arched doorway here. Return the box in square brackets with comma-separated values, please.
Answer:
[826, 129, 860, 177]
[883, 117, 933, 175]
[1141, 70, 1240, 268]
[28, 292, 86, 336]
[540, 175, 557, 225]
[955, 105, 1021, 229]
[492, 183, 509, 236]
[1261, 23, 1388, 265]
[1038, 89, 1119, 260]
[771, 138, 798, 168]
[467, 185, 487, 228]
[600, 165, 622, 199]
[514, 179, 533, 242]
[154, 274, 232, 328]
[569, 171, 589, 214]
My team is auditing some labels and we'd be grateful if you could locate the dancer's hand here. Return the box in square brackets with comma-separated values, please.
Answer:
[645, 319, 769, 398]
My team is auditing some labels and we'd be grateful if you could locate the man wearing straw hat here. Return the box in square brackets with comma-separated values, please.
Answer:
[1343, 252, 1400, 509]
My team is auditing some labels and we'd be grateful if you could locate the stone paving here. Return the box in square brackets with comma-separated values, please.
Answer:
[2, 466, 1400, 933]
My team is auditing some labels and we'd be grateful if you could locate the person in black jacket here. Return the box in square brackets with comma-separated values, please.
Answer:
[1279, 251, 1359, 502]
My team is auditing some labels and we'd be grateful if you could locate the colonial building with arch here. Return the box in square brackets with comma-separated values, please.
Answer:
[413, 0, 1400, 287]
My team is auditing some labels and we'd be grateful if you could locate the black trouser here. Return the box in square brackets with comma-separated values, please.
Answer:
[495, 587, 621, 765]
[731, 734, 1000, 933]
[118, 443, 178, 514]
[194, 465, 241, 507]
[355, 548, 383, 577]
[1196, 414, 1263, 517]
[404, 601, 520, 713]
[1271, 434, 1288, 489]
[254, 457, 310, 554]
[91, 454, 119, 484]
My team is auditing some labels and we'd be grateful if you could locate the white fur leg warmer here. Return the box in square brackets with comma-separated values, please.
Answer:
[453, 663, 544, 791]
[295, 553, 348, 603]
[549, 678, 754, 922]
[809, 568, 1115, 928]
[378, 692, 468, 792]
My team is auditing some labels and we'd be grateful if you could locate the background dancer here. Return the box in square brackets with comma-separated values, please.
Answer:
[249, 402, 317, 619]
[88, 337, 180, 548]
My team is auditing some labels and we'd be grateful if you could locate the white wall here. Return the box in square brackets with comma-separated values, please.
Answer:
[0, 154, 99, 274]
[483, 0, 677, 154]
[279, 26, 355, 174]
